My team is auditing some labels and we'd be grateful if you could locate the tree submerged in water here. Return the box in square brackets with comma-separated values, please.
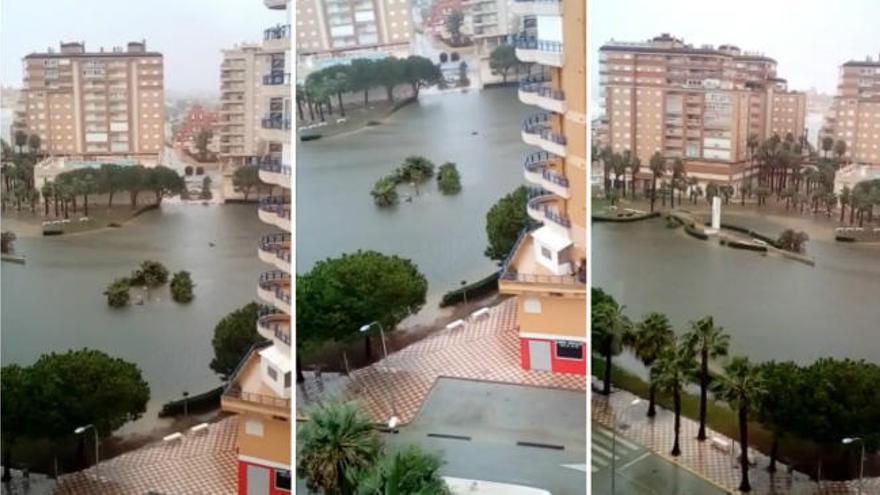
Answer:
[170, 270, 195, 303]
[104, 277, 131, 307]
[437, 162, 462, 195]
[777, 229, 809, 254]
[1, 231, 15, 254]
[129, 260, 170, 287]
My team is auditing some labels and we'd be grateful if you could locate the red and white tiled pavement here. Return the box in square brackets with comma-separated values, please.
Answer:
[593, 387, 880, 495]
[54, 416, 239, 495]
[301, 297, 586, 424]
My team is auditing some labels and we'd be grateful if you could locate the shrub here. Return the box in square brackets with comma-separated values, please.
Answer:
[437, 162, 462, 195]
[439, 52, 448, 63]
[371, 176, 399, 207]
[170, 270, 195, 303]
[777, 229, 809, 254]
[130, 260, 170, 287]
[450, 52, 460, 62]
[200, 176, 213, 200]
[196, 166, 204, 175]
[105, 278, 131, 307]
[184, 166, 194, 176]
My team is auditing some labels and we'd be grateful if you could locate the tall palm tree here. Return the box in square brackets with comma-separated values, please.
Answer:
[650, 339, 698, 456]
[297, 401, 381, 495]
[671, 158, 684, 207]
[40, 182, 54, 216]
[354, 445, 449, 495]
[614, 151, 629, 198]
[684, 316, 730, 441]
[712, 357, 766, 493]
[592, 300, 630, 395]
[626, 312, 675, 417]
[648, 152, 666, 212]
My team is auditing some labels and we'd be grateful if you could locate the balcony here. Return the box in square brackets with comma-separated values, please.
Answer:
[258, 232, 291, 272]
[498, 228, 585, 294]
[522, 113, 567, 157]
[510, 34, 563, 68]
[257, 307, 291, 347]
[264, 24, 291, 41]
[262, 116, 291, 130]
[518, 79, 566, 114]
[221, 341, 291, 417]
[263, 72, 291, 86]
[510, 0, 561, 16]
[527, 190, 570, 229]
[258, 196, 291, 231]
[522, 151, 570, 198]
[257, 270, 291, 313]
[259, 156, 291, 188]
[264, 0, 287, 9]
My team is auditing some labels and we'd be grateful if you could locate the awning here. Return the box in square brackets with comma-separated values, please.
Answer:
[531, 225, 572, 252]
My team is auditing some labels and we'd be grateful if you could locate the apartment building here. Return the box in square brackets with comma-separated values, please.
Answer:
[501, 0, 586, 375]
[295, 0, 413, 71]
[19, 41, 164, 161]
[599, 34, 806, 189]
[173, 104, 218, 148]
[823, 56, 880, 165]
[219, 2, 292, 495]
[218, 44, 265, 168]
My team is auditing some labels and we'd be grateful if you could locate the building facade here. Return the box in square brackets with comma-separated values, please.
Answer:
[19, 41, 164, 161]
[501, 0, 586, 375]
[219, 2, 292, 495]
[598, 34, 806, 189]
[219, 44, 266, 168]
[823, 57, 880, 166]
[295, 0, 413, 73]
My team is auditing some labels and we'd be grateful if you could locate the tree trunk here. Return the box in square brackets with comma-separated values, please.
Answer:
[672, 388, 681, 456]
[840, 204, 845, 223]
[363, 89, 369, 107]
[72, 196, 77, 214]
[364, 334, 373, 362]
[698, 350, 708, 441]
[296, 100, 304, 121]
[337, 92, 345, 117]
[768, 435, 779, 473]
[83, 194, 89, 217]
[386, 85, 394, 102]
[307, 102, 315, 121]
[296, 351, 305, 383]
[317, 104, 325, 122]
[2, 443, 12, 482]
[647, 383, 657, 417]
[603, 352, 612, 395]
[108, 191, 114, 208]
[337, 460, 348, 495]
[650, 178, 657, 212]
[411, 82, 420, 98]
[131, 191, 139, 209]
[44, 196, 50, 216]
[739, 405, 751, 492]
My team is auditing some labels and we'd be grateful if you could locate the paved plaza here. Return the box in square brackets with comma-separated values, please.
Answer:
[593, 385, 880, 495]
[54, 416, 238, 494]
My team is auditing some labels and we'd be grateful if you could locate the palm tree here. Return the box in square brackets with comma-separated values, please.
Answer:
[297, 401, 381, 495]
[712, 357, 766, 492]
[626, 312, 675, 417]
[648, 152, 666, 212]
[354, 445, 449, 495]
[684, 316, 730, 441]
[614, 151, 629, 198]
[839, 186, 851, 223]
[629, 155, 642, 200]
[601, 147, 613, 196]
[40, 182, 54, 216]
[592, 300, 630, 395]
[671, 158, 684, 207]
[650, 339, 698, 457]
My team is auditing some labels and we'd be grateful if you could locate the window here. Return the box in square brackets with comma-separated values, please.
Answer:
[267, 365, 278, 381]
[245, 419, 264, 437]
[540, 246, 552, 260]
[556, 341, 583, 360]
[275, 470, 292, 491]
[523, 298, 542, 314]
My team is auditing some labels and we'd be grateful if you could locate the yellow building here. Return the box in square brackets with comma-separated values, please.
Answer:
[501, 0, 586, 375]
[219, 1, 292, 494]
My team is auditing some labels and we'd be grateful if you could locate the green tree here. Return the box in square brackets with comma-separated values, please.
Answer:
[833, 139, 847, 163]
[297, 401, 381, 495]
[98, 163, 125, 208]
[297, 250, 427, 360]
[146, 166, 185, 204]
[821, 136, 834, 159]
[233, 165, 261, 201]
[40, 181, 54, 216]
[170, 270, 195, 303]
[130, 260, 170, 287]
[437, 162, 462, 195]
[684, 316, 730, 441]
[712, 357, 766, 492]
[200, 176, 213, 200]
[777, 229, 809, 253]
[371, 176, 399, 207]
[350, 58, 377, 107]
[403, 56, 442, 98]
[27, 134, 41, 156]
[209, 302, 263, 380]
[756, 361, 802, 473]
[445, 9, 464, 43]
[484, 186, 531, 262]
[489, 45, 518, 83]
[649, 151, 666, 212]
[376, 57, 406, 102]
[1, 364, 36, 482]
[651, 339, 698, 456]
[592, 293, 630, 395]
[355, 445, 450, 495]
[626, 312, 675, 417]
[104, 277, 131, 307]
[121, 165, 147, 208]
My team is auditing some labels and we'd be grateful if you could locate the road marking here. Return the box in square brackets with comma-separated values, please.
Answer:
[594, 426, 639, 451]
[591, 442, 619, 460]
[618, 452, 651, 471]
[561, 464, 588, 472]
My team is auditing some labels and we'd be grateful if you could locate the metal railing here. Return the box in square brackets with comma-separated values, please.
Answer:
[264, 24, 291, 41]
[258, 197, 291, 219]
[263, 72, 291, 86]
[259, 157, 292, 176]
[258, 271, 292, 305]
[518, 81, 565, 101]
[497, 227, 584, 287]
[262, 117, 291, 130]
[257, 311, 291, 346]
[258, 233, 292, 262]
[523, 151, 569, 187]
[509, 34, 563, 53]
[224, 386, 290, 410]
[522, 113, 567, 146]
[527, 192, 571, 228]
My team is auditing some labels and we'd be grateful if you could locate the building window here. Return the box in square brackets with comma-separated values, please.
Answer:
[267, 365, 278, 381]
[275, 470, 292, 491]
[523, 298, 541, 314]
[245, 419, 264, 437]
[556, 341, 583, 360]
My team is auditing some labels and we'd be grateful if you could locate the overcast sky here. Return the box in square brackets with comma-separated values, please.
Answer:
[0, 0, 281, 96]
[590, 0, 880, 104]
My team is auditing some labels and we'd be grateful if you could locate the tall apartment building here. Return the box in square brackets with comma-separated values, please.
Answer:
[19, 41, 164, 160]
[599, 34, 806, 189]
[219, 44, 265, 168]
[501, 0, 586, 375]
[823, 56, 880, 165]
[295, 0, 413, 71]
[219, 2, 292, 494]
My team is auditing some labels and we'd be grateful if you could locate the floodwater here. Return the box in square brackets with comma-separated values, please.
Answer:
[296, 87, 531, 323]
[1, 204, 271, 433]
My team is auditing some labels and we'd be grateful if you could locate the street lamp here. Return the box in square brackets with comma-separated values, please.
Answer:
[74, 424, 99, 480]
[359, 321, 399, 422]
[610, 398, 641, 495]
[842, 437, 865, 495]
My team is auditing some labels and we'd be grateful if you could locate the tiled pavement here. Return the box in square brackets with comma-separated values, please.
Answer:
[298, 298, 586, 424]
[593, 386, 880, 494]
[54, 416, 238, 495]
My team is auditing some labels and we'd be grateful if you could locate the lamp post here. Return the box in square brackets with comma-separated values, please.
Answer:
[74, 424, 99, 480]
[611, 398, 641, 495]
[359, 321, 399, 425]
[182, 391, 190, 419]
[460, 280, 467, 305]
[842, 437, 865, 495]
